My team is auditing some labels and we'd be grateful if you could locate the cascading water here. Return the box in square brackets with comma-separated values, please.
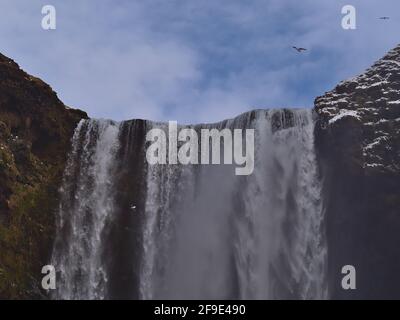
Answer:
[51, 109, 328, 300]
[52, 119, 121, 299]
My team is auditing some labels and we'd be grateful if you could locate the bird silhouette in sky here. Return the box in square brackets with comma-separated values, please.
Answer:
[292, 46, 307, 53]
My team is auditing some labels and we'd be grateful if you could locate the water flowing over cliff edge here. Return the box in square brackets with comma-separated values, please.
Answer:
[52, 110, 327, 299]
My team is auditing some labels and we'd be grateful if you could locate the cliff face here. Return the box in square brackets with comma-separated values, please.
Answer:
[315, 45, 400, 299]
[0, 53, 87, 298]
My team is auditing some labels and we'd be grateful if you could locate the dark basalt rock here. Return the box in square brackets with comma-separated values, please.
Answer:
[315, 44, 400, 299]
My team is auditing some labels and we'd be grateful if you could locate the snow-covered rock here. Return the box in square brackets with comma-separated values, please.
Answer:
[314, 44, 400, 299]
[315, 44, 400, 174]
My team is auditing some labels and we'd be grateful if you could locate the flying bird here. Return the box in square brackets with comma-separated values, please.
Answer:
[292, 46, 307, 53]
[379, 17, 390, 20]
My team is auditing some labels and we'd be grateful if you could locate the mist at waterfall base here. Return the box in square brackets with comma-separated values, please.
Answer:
[51, 109, 328, 300]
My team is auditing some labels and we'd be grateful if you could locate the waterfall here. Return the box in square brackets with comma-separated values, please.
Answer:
[52, 119, 121, 299]
[52, 109, 327, 300]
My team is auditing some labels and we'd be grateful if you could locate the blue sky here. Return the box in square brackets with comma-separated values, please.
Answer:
[0, 0, 399, 123]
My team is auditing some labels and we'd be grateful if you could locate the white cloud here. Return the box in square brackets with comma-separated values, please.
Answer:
[0, 0, 399, 123]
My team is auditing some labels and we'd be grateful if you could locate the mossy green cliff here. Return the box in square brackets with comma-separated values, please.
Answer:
[0, 53, 87, 298]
